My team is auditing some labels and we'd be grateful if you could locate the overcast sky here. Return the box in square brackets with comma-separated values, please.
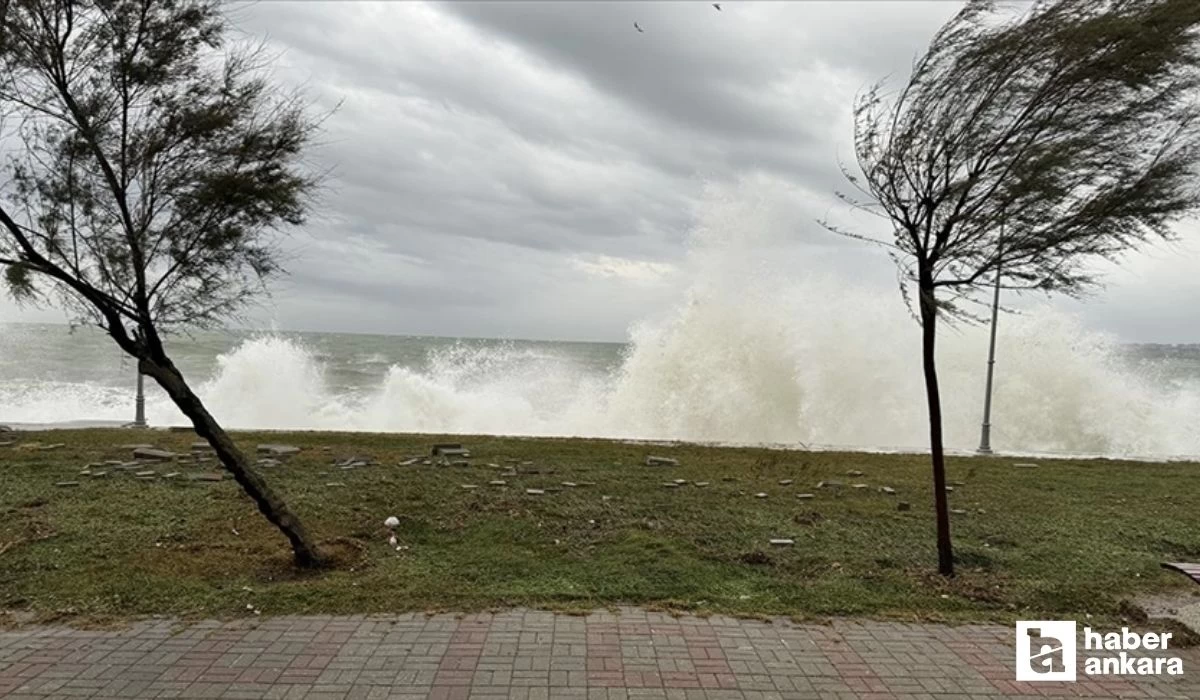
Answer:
[2, 0, 1199, 343]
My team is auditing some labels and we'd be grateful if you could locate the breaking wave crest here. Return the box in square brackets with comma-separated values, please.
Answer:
[2, 182, 1198, 458]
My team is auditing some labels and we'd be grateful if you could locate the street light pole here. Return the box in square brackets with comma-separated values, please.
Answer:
[132, 369, 147, 429]
[977, 225, 1003, 455]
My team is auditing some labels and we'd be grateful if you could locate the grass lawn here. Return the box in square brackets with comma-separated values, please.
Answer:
[1, 428, 1198, 626]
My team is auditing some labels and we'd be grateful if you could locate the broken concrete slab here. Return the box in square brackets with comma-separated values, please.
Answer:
[54, 481, 80, 488]
[191, 473, 224, 482]
[257, 444, 301, 456]
[132, 447, 174, 461]
[769, 539, 795, 547]
[645, 456, 679, 467]
[431, 444, 469, 457]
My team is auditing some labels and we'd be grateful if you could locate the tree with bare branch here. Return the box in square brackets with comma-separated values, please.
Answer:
[0, 0, 327, 567]
[828, 0, 1200, 576]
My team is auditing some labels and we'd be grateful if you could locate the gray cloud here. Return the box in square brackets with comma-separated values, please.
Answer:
[3, 1, 1198, 342]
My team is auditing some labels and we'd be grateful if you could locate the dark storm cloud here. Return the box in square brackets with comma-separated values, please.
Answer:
[4, 1, 1197, 341]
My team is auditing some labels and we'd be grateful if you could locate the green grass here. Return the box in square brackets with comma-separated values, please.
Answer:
[1, 428, 1198, 626]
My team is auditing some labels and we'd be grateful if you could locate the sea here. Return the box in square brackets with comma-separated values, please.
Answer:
[2, 320, 1198, 460]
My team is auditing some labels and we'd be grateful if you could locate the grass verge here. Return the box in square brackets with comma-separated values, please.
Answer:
[1, 428, 1198, 626]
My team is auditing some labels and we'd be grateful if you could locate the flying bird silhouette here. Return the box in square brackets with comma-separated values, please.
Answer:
[634, 21, 644, 33]
[713, 3, 722, 10]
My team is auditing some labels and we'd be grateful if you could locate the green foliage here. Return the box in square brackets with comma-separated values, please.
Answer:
[836, 0, 1200, 312]
[0, 0, 319, 346]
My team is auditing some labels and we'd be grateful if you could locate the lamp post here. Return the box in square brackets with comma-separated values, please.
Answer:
[977, 224, 1003, 455]
[132, 369, 147, 429]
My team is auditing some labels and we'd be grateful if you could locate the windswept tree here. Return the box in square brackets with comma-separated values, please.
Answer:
[830, 0, 1200, 576]
[0, 0, 327, 567]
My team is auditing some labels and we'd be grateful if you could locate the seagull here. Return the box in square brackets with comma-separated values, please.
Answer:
[634, 21, 644, 33]
[713, 3, 722, 10]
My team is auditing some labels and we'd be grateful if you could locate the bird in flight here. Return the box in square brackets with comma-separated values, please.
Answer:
[713, 3, 722, 10]
[634, 21, 644, 33]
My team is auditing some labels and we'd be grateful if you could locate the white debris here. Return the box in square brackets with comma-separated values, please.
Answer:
[384, 516, 400, 529]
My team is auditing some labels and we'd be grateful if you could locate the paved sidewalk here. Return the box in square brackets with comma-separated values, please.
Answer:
[1, 607, 1197, 699]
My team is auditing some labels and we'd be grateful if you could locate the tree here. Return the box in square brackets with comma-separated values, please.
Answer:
[0, 0, 327, 567]
[830, 0, 1200, 576]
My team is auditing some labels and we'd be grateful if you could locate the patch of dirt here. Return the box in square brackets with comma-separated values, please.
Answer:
[739, 550, 773, 566]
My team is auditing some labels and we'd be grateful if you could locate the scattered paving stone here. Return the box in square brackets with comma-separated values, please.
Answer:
[950, 480, 966, 486]
[257, 444, 301, 456]
[136, 475, 157, 481]
[163, 472, 180, 479]
[79, 469, 91, 476]
[769, 539, 795, 547]
[450, 460, 471, 467]
[847, 470, 864, 476]
[945, 486, 955, 492]
[951, 508, 967, 515]
[325, 482, 345, 488]
[39, 443, 65, 451]
[104, 460, 123, 466]
[90, 471, 107, 478]
[398, 457, 421, 466]
[489, 480, 507, 486]
[898, 501, 912, 511]
[1014, 462, 1039, 468]
[121, 444, 155, 450]
[422, 460, 432, 465]
[133, 447, 174, 461]
[257, 458, 282, 467]
[577, 481, 596, 487]
[461, 484, 478, 490]
[190, 442, 213, 451]
[645, 456, 679, 466]
[562, 482, 578, 488]
[135, 470, 157, 477]
[502, 471, 518, 477]
[880, 486, 897, 494]
[817, 480, 843, 489]
[796, 493, 815, 499]
[339, 465, 357, 471]
[851, 483, 868, 489]
[192, 473, 224, 482]
[526, 488, 545, 495]
[694, 482, 710, 487]
[755, 492, 768, 499]
[54, 481, 80, 487]
[778, 479, 793, 486]
[521, 461, 533, 466]
[663, 483, 680, 489]
[673, 479, 688, 485]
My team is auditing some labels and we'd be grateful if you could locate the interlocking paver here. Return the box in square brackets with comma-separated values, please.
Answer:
[0, 608, 1197, 698]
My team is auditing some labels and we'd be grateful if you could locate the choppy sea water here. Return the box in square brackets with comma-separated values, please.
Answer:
[1, 321, 1198, 460]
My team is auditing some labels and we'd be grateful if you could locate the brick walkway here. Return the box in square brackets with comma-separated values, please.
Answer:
[1, 608, 1197, 699]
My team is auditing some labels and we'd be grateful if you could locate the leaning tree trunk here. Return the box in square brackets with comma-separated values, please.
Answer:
[138, 353, 326, 568]
[918, 278, 955, 577]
